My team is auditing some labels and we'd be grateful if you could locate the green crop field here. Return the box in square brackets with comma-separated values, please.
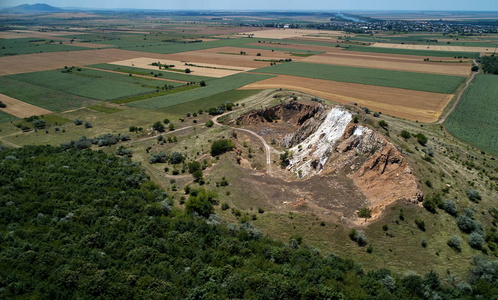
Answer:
[445, 74, 498, 155]
[162, 89, 262, 115]
[7, 68, 181, 101]
[88, 63, 212, 82]
[129, 73, 273, 109]
[0, 110, 18, 123]
[344, 45, 479, 58]
[0, 38, 89, 56]
[253, 62, 466, 94]
[0, 77, 98, 112]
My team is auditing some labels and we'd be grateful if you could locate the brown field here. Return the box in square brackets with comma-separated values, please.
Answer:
[238, 28, 344, 39]
[0, 94, 52, 118]
[0, 30, 86, 39]
[301, 52, 470, 76]
[0, 49, 161, 76]
[162, 46, 305, 69]
[371, 42, 494, 53]
[109, 57, 254, 78]
[239, 75, 452, 122]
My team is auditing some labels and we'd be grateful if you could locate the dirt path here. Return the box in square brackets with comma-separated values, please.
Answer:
[436, 61, 478, 124]
[212, 90, 276, 174]
[84, 67, 187, 83]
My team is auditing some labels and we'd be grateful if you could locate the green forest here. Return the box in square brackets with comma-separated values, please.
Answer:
[0, 145, 496, 299]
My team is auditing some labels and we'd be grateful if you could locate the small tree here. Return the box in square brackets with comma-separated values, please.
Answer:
[415, 219, 426, 231]
[185, 68, 191, 73]
[169, 152, 183, 164]
[358, 207, 371, 220]
[400, 130, 411, 139]
[205, 120, 214, 127]
[416, 133, 428, 146]
[168, 123, 175, 131]
[471, 65, 479, 72]
[163, 118, 170, 124]
[444, 200, 458, 217]
[200, 81, 206, 87]
[152, 121, 165, 132]
[74, 119, 83, 126]
[211, 139, 235, 156]
[84, 121, 92, 129]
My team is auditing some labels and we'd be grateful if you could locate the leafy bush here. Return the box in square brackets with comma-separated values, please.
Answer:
[400, 130, 411, 139]
[74, 119, 83, 126]
[466, 189, 481, 202]
[152, 121, 165, 132]
[457, 214, 482, 234]
[211, 139, 235, 156]
[169, 152, 183, 164]
[149, 152, 169, 164]
[469, 232, 484, 250]
[205, 120, 214, 127]
[415, 219, 426, 231]
[444, 200, 458, 217]
[416, 133, 428, 146]
[448, 235, 463, 252]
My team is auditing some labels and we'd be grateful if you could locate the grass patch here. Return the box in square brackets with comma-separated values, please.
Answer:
[445, 74, 498, 155]
[88, 63, 212, 82]
[129, 73, 273, 110]
[252, 62, 465, 94]
[163, 89, 262, 116]
[112, 85, 199, 104]
[0, 77, 98, 112]
[0, 111, 18, 123]
[7, 68, 180, 101]
[87, 105, 122, 113]
[344, 45, 479, 58]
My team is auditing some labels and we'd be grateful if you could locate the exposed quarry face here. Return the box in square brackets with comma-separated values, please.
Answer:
[237, 100, 422, 223]
[285, 107, 353, 177]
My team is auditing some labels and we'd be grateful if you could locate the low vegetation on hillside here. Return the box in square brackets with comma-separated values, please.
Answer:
[0, 145, 497, 299]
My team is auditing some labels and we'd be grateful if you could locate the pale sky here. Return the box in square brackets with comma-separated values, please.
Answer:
[1, 0, 498, 11]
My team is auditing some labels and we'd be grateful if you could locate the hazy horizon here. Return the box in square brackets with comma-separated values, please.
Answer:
[1, 0, 498, 12]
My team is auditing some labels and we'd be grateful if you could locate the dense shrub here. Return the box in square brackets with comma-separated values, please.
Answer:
[457, 214, 482, 234]
[469, 232, 484, 250]
[211, 139, 235, 156]
[444, 200, 458, 217]
[448, 235, 463, 252]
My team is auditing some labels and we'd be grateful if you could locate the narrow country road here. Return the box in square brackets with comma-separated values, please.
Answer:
[436, 61, 478, 124]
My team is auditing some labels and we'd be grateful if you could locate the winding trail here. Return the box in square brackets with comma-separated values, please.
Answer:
[436, 60, 478, 124]
[212, 90, 276, 174]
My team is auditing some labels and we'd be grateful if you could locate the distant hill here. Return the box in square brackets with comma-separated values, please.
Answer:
[1, 3, 65, 14]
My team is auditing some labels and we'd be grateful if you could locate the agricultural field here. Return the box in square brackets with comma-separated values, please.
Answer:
[0, 94, 52, 118]
[445, 74, 498, 155]
[0, 76, 98, 112]
[128, 73, 274, 109]
[239, 75, 452, 122]
[300, 51, 471, 75]
[7, 68, 182, 101]
[343, 45, 480, 58]
[0, 110, 18, 123]
[0, 37, 89, 56]
[89, 63, 212, 82]
[108, 57, 254, 78]
[253, 61, 466, 93]
[370, 42, 493, 53]
[0, 48, 148, 76]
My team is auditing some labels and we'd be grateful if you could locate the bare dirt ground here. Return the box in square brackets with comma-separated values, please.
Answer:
[238, 28, 345, 39]
[0, 49, 164, 76]
[371, 42, 494, 53]
[109, 57, 253, 78]
[301, 52, 470, 76]
[0, 94, 52, 118]
[240, 75, 452, 122]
